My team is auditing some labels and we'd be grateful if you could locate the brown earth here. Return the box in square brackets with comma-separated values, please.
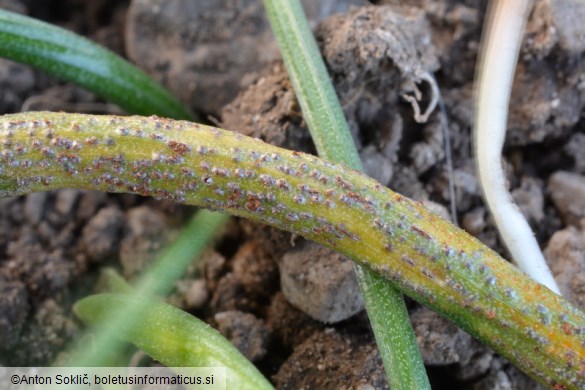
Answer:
[0, 0, 584, 389]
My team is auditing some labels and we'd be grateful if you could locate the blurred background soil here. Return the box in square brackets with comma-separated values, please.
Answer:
[0, 0, 584, 388]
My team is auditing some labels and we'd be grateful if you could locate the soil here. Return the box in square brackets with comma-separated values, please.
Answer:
[0, 0, 584, 389]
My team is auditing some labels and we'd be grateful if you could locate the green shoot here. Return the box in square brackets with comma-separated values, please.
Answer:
[0, 9, 193, 120]
[0, 111, 582, 388]
[74, 293, 274, 390]
[65, 211, 229, 366]
[262, 2, 430, 388]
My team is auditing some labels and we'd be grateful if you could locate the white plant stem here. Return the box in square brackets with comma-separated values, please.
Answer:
[474, 0, 560, 294]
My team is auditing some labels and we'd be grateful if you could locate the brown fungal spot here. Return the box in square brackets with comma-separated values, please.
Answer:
[276, 179, 290, 191]
[336, 176, 354, 190]
[246, 194, 262, 212]
[259, 174, 275, 187]
[211, 167, 229, 177]
[401, 255, 415, 267]
[167, 140, 191, 155]
[294, 195, 306, 205]
[421, 268, 434, 279]
[411, 225, 432, 241]
[84, 136, 98, 145]
[561, 323, 573, 336]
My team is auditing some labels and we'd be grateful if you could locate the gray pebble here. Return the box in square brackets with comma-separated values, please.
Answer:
[360, 145, 393, 185]
[411, 307, 481, 366]
[548, 171, 585, 227]
[185, 279, 208, 309]
[0, 280, 28, 349]
[24, 192, 48, 225]
[544, 223, 585, 311]
[55, 189, 80, 216]
[279, 241, 364, 323]
[82, 205, 124, 262]
[214, 310, 270, 362]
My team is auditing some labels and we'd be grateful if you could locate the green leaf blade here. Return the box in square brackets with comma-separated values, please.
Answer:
[74, 293, 274, 390]
[0, 9, 193, 120]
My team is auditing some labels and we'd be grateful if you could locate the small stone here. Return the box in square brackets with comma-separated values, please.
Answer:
[119, 206, 171, 277]
[550, 1, 585, 54]
[360, 145, 393, 185]
[82, 205, 124, 262]
[279, 241, 364, 323]
[564, 133, 585, 173]
[76, 191, 108, 221]
[0, 281, 28, 349]
[544, 223, 585, 310]
[214, 310, 270, 362]
[462, 207, 486, 235]
[511, 176, 544, 223]
[54, 189, 80, 216]
[24, 192, 48, 224]
[126, 205, 167, 238]
[548, 171, 585, 226]
[185, 279, 208, 309]
[410, 307, 488, 366]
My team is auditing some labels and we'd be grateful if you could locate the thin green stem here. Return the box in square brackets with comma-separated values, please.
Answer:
[262, 1, 429, 388]
[74, 293, 274, 390]
[66, 210, 229, 366]
[1, 112, 582, 388]
[0, 9, 193, 120]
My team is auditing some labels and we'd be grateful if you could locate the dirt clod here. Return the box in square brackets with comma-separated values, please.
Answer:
[511, 176, 545, 225]
[214, 310, 270, 362]
[548, 171, 585, 227]
[279, 241, 364, 323]
[274, 329, 389, 390]
[209, 241, 278, 316]
[0, 280, 28, 349]
[411, 307, 490, 367]
[119, 206, 171, 277]
[82, 205, 124, 263]
[184, 279, 208, 310]
[545, 223, 585, 311]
